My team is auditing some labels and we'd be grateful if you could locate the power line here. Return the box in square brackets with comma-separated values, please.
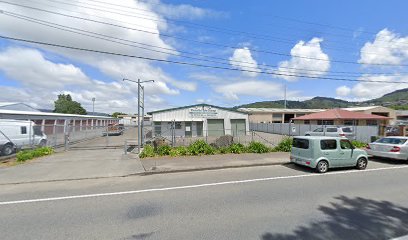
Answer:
[2, 35, 408, 83]
[3, 9, 407, 78]
[38, 0, 408, 52]
[2, 0, 408, 66]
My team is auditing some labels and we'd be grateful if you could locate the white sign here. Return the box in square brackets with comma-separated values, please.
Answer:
[185, 126, 191, 131]
[189, 106, 218, 118]
[292, 127, 296, 133]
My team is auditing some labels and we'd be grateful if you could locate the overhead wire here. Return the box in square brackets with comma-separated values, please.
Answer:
[38, 0, 408, 52]
[2, 0, 408, 65]
[1, 35, 408, 84]
[2, 9, 407, 78]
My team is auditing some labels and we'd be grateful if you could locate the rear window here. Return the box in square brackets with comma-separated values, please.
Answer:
[321, 140, 337, 150]
[342, 127, 353, 133]
[326, 128, 337, 132]
[293, 138, 309, 149]
[376, 138, 407, 145]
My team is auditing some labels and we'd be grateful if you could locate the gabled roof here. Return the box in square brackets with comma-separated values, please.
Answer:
[342, 106, 383, 111]
[148, 104, 246, 115]
[293, 109, 391, 120]
[238, 108, 324, 113]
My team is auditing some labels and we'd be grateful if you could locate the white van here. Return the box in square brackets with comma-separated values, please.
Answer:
[0, 120, 47, 156]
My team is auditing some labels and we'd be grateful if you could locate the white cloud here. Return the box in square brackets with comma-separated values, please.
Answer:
[214, 81, 298, 101]
[229, 47, 260, 77]
[336, 86, 351, 96]
[0, 0, 212, 112]
[0, 47, 91, 89]
[150, 1, 226, 20]
[277, 38, 330, 81]
[359, 29, 408, 65]
[349, 74, 408, 99]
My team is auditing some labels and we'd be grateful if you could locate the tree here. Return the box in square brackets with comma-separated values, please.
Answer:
[54, 94, 87, 115]
[111, 112, 127, 118]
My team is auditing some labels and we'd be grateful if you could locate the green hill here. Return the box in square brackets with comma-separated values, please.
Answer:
[234, 88, 408, 110]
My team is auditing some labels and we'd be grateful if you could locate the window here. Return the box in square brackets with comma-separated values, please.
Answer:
[21, 126, 27, 134]
[340, 140, 353, 149]
[344, 120, 358, 126]
[341, 127, 353, 133]
[175, 122, 182, 129]
[320, 140, 337, 150]
[293, 138, 309, 149]
[313, 128, 323, 132]
[317, 120, 334, 125]
[272, 113, 282, 119]
[33, 126, 43, 136]
[154, 122, 161, 136]
[326, 128, 337, 133]
[376, 138, 407, 145]
[366, 120, 378, 126]
[304, 120, 310, 124]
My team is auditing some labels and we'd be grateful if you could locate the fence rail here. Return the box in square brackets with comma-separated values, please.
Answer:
[250, 122, 379, 143]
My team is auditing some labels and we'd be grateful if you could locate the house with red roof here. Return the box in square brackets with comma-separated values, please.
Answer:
[292, 108, 391, 127]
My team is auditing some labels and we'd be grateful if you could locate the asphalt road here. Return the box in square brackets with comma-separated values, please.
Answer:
[1, 159, 408, 240]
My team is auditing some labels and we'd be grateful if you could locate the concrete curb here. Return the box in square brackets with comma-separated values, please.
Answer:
[140, 161, 291, 176]
[0, 161, 291, 185]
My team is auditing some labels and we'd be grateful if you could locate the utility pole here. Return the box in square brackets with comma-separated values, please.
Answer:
[92, 97, 95, 115]
[284, 84, 287, 109]
[123, 78, 154, 154]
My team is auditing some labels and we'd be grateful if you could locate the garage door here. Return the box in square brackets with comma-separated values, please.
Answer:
[231, 119, 246, 136]
[207, 119, 224, 137]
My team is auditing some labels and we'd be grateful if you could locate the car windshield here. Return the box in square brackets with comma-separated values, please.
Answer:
[376, 138, 407, 145]
[342, 127, 353, 133]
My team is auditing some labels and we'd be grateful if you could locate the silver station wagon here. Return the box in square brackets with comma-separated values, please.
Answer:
[367, 137, 408, 161]
[290, 136, 368, 173]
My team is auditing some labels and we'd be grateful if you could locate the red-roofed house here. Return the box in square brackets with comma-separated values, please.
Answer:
[292, 108, 391, 127]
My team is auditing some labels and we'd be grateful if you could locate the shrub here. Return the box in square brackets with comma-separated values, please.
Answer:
[247, 141, 270, 153]
[156, 145, 172, 156]
[351, 140, 368, 148]
[273, 137, 293, 152]
[169, 146, 189, 157]
[217, 147, 231, 154]
[139, 145, 156, 158]
[16, 147, 54, 162]
[228, 143, 246, 154]
[188, 140, 215, 155]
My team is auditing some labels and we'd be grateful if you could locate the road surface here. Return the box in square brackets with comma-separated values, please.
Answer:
[1, 159, 408, 240]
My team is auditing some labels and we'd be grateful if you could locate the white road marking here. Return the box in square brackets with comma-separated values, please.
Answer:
[1, 165, 408, 206]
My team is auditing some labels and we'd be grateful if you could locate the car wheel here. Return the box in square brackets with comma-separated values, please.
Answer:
[305, 134, 310, 136]
[316, 160, 329, 173]
[356, 158, 367, 170]
[38, 140, 47, 147]
[2, 143, 15, 156]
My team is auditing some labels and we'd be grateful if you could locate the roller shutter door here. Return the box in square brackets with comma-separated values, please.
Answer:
[207, 119, 224, 137]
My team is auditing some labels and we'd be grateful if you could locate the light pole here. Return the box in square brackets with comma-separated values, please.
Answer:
[123, 78, 154, 154]
[92, 97, 95, 115]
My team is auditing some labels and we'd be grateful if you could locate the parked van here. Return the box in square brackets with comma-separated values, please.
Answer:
[305, 126, 355, 140]
[290, 136, 368, 173]
[0, 120, 47, 156]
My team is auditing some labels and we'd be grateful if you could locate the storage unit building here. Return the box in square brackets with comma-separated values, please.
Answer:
[148, 104, 249, 137]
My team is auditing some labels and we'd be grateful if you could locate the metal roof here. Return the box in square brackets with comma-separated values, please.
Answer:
[341, 106, 383, 111]
[238, 108, 325, 113]
[0, 109, 115, 120]
[148, 104, 247, 115]
[293, 109, 391, 120]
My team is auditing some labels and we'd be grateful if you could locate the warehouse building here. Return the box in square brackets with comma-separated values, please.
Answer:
[238, 108, 324, 123]
[148, 104, 249, 137]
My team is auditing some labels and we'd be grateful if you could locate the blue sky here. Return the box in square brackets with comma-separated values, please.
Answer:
[0, 0, 408, 113]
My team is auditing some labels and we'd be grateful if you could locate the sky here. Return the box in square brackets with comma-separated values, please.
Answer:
[1, 0, 408, 114]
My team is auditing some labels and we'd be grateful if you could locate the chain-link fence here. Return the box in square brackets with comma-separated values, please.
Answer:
[0, 119, 121, 156]
[250, 122, 380, 143]
[143, 128, 284, 148]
